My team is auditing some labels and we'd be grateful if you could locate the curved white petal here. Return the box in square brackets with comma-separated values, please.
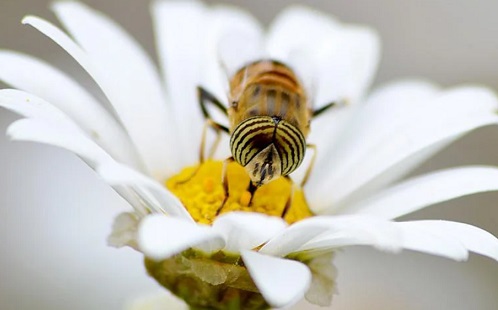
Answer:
[267, 6, 380, 105]
[138, 214, 224, 261]
[51, 1, 175, 179]
[306, 80, 440, 209]
[1, 96, 165, 216]
[212, 212, 287, 253]
[241, 250, 311, 308]
[310, 86, 498, 211]
[7, 118, 182, 220]
[0, 89, 72, 122]
[395, 221, 498, 262]
[296, 103, 356, 186]
[152, 2, 262, 164]
[315, 80, 439, 173]
[0, 51, 139, 166]
[96, 161, 193, 221]
[345, 80, 440, 150]
[7, 118, 112, 166]
[337, 26, 380, 103]
[343, 166, 498, 219]
[332, 136, 458, 211]
[152, 0, 205, 167]
[412, 221, 498, 261]
[396, 222, 468, 261]
[125, 291, 188, 310]
[260, 220, 334, 257]
[203, 6, 264, 99]
[107, 212, 140, 249]
[201, 6, 264, 135]
[24, 10, 173, 180]
[305, 253, 337, 307]
[260, 215, 399, 257]
[22, 16, 93, 71]
[298, 225, 402, 254]
[266, 6, 337, 95]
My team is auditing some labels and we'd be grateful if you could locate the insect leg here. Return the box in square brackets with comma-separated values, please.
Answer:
[300, 144, 317, 187]
[197, 85, 229, 162]
[281, 175, 295, 219]
[216, 156, 234, 215]
[312, 102, 337, 118]
[175, 89, 228, 185]
[175, 119, 225, 185]
[199, 119, 226, 163]
[246, 181, 258, 205]
[198, 86, 229, 118]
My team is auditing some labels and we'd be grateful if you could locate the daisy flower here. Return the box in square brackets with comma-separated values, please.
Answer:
[1, 1, 498, 309]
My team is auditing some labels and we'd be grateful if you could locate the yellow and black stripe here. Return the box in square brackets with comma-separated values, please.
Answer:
[274, 119, 306, 175]
[230, 116, 306, 176]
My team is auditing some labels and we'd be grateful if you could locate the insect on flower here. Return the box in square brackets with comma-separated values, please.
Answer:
[3, 2, 498, 309]
[197, 59, 338, 216]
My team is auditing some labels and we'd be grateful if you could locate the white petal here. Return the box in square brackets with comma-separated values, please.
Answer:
[343, 166, 498, 219]
[304, 253, 337, 307]
[316, 80, 439, 172]
[22, 16, 92, 71]
[297, 103, 357, 186]
[395, 221, 469, 261]
[107, 212, 140, 249]
[7, 118, 112, 166]
[241, 250, 311, 308]
[138, 214, 224, 261]
[25, 5, 174, 180]
[401, 221, 498, 262]
[312, 25, 379, 107]
[2, 102, 166, 217]
[394, 220, 498, 262]
[7, 117, 183, 222]
[297, 218, 402, 253]
[151, 0, 205, 166]
[346, 80, 440, 148]
[96, 161, 193, 221]
[260, 215, 400, 257]
[306, 80, 441, 208]
[201, 6, 264, 134]
[0, 51, 139, 166]
[0, 89, 71, 122]
[203, 6, 264, 98]
[259, 219, 333, 257]
[336, 26, 380, 103]
[51, 2, 175, 178]
[335, 136, 457, 211]
[212, 212, 287, 253]
[267, 6, 380, 105]
[311, 86, 498, 211]
[125, 291, 188, 310]
[152, 2, 262, 164]
[266, 5, 341, 97]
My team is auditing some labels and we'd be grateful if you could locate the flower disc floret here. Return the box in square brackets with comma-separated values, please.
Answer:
[166, 160, 313, 225]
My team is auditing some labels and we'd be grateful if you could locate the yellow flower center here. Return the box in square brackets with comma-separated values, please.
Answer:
[165, 160, 313, 224]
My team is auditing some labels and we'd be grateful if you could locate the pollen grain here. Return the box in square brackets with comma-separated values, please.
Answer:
[165, 160, 312, 225]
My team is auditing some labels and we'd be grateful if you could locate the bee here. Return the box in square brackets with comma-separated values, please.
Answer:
[198, 59, 336, 214]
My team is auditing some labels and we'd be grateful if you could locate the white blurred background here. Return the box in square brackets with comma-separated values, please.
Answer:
[1, 0, 498, 309]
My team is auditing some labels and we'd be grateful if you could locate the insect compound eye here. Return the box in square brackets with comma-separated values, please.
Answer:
[273, 120, 306, 176]
[229, 116, 275, 167]
[229, 116, 306, 178]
